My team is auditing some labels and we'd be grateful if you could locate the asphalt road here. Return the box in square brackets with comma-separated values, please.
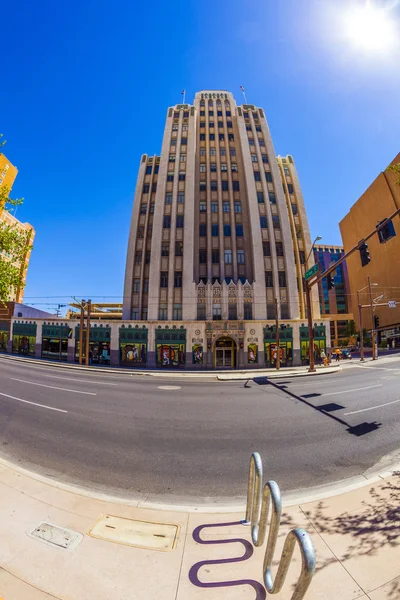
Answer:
[0, 356, 400, 503]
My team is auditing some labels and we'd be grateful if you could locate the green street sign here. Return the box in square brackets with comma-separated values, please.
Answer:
[304, 263, 319, 281]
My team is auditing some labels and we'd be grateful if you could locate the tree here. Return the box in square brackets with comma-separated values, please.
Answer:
[386, 162, 400, 186]
[346, 319, 357, 337]
[0, 135, 31, 305]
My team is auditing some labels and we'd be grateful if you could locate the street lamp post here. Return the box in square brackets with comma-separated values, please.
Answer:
[357, 290, 365, 362]
[368, 276, 377, 360]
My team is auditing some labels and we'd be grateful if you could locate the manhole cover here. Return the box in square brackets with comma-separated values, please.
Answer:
[88, 515, 180, 551]
[157, 385, 181, 390]
[27, 522, 83, 551]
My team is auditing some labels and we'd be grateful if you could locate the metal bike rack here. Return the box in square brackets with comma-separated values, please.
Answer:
[243, 452, 316, 600]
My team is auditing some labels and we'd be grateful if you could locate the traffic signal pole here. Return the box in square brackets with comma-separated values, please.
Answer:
[306, 282, 316, 373]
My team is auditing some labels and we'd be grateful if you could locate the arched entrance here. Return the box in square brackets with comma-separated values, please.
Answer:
[214, 336, 237, 369]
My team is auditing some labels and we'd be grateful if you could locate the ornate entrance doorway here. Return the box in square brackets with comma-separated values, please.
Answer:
[214, 337, 237, 369]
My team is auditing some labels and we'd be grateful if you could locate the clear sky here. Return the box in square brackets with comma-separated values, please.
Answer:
[2, 0, 399, 312]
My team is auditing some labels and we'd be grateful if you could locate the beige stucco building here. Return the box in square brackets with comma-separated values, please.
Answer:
[122, 90, 329, 369]
[340, 153, 400, 341]
[0, 153, 35, 302]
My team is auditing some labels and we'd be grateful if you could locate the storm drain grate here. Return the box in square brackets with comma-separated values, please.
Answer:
[88, 514, 180, 551]
[27, 522, 83, 551]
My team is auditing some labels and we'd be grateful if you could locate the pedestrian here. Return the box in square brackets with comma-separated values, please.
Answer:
[320, 349, 326, 366]
[335, 348, 341, 362]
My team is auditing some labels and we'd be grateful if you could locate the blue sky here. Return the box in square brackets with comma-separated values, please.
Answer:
[2, 0, 399, 311]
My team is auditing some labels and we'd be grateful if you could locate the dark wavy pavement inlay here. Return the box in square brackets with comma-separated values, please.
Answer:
[188, 521, 265, 599]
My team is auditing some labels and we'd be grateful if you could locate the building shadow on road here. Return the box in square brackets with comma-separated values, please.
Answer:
[253, 377, 382, 437]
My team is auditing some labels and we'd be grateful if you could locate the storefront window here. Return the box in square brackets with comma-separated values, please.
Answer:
[247, 343, 258, 363]
[300, 324, 326, 365]
[12, 335, 36, 356]
[156, 344, 185, 367]
[42, 338, 68, 361]
[75, 340, 111, 364]
[120, 342, 147, 365]
[0, 330, 9, 352]
[192, 344, 203, 364]
[265, 342, 292, 366]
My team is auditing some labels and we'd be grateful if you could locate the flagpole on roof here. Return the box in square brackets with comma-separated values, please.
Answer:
[240, 85, 247, 104]
[181, 89, 186, 104]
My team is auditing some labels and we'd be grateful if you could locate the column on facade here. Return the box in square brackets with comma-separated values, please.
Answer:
[35, 321, 43, 358]
[148, 110, 174, 320]
[182, 106, 197, 320]
[236, 116, 267, 320]
[122, 156, 147, 320]
[221, 281, 229, 320]
[259, 118, 299, 320]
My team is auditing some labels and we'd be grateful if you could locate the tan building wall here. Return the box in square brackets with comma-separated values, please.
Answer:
[0, 153, 35, 302]
[339, 153, 400, 332]
[0, 154, 18, 197]
[277, 155, 320, 320]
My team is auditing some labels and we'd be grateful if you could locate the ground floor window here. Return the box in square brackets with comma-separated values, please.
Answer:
[247, 343, 258, 363]
[192, 344, 203, 364]
[12, 335, 36, 356]
[41, 337, 68, 361]
[265, 342, 293, 366]
[120, 342, 147, 366]
[156, 343, 185, 367]
[301, 340, 326, 364]
[75, 341, 110, 364]
[0, 331, 9, 352]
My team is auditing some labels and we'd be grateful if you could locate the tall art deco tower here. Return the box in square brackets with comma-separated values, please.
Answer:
[123, 90, 318, 324]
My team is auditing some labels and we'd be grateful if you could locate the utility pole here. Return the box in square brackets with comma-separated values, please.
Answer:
[357, 290, 365, 362]
[275, 298, 280, 370]
[368, 276, 377, 360]
[79, 300, 85, 365]
[85, 299, 91, 367]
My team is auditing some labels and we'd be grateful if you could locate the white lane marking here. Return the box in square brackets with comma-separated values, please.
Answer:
[321, 384, 382, 397]
[0, 392, 68, 413]
[10, 378, 96, 395]
[157, 385, 181, 390]
[40, 374, 118, 386]
[344, 398, 400, 416]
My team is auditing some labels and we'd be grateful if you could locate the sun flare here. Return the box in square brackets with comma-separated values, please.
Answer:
[342, 2, 398, 53]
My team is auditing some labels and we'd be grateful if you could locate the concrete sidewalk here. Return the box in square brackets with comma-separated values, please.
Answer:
[0, 353, 341, 379]
[0, 461, 399, 599]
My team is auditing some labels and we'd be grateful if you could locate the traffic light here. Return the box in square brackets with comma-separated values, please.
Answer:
[374, 315, 380, 329]
[377, 219, 396, 243]
[327, 273, 335, 290]
[359, 242, 371, 267]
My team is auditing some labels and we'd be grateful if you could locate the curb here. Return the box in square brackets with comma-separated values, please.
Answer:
[1, 451, 399, 514]
[0, 354, 340, 380]
[217, 366, 341, 380]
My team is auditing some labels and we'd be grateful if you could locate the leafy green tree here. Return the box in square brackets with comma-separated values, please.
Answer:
[0, 135, 31, 304]
[346, 319, 357, 337]
[386, 162, 400, 186]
